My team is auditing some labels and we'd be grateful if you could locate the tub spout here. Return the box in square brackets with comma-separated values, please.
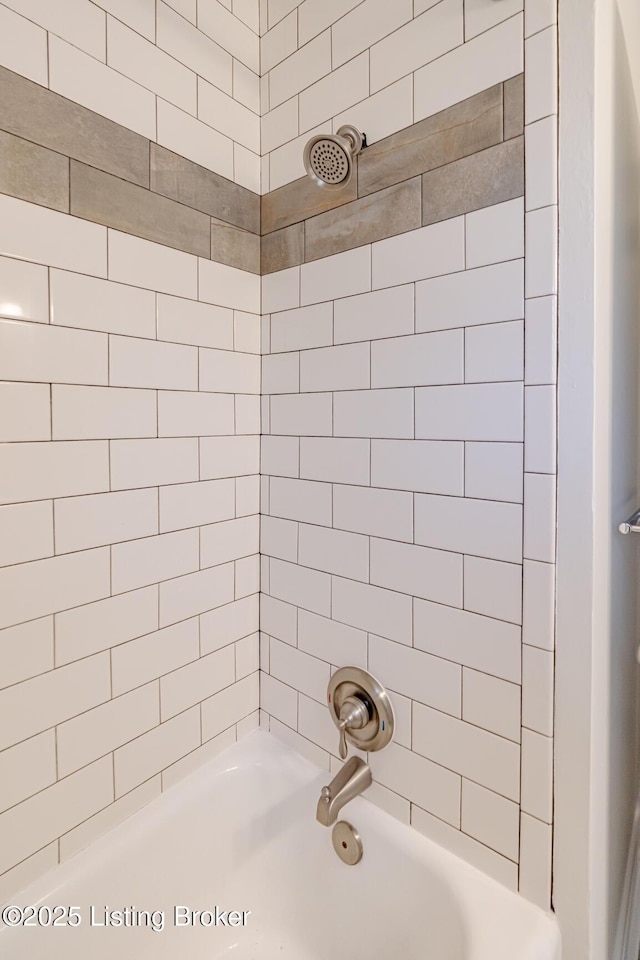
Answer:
[316, 756, 372, 827]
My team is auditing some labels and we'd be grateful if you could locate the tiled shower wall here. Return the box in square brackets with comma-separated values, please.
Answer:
[259, 0, 559, 911]
[0, 0, 262, 899]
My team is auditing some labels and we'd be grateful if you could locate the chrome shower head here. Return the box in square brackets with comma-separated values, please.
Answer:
[303, 125, 365, 189]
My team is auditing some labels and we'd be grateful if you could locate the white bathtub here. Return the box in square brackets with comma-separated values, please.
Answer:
[0, 731, 560, 959]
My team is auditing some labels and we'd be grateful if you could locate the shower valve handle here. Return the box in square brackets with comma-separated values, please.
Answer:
[337, 696, 370, 760]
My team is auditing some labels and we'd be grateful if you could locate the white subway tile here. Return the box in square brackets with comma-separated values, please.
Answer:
[525, 296, 557, 385]
[334, 388, 413, 439]
[112, 529, 199, 594]
[107, 17, 196, 114]
[332, 577, 412, 645]
[270, 637, 329, 703]
[526, 206, 558, 297]
[49, 35, 155, 139]
[334, 284, 414, 344]
[525, 25, 557, 123]
[0, 501, 53, 568]
[231, 0, 260, 33]
[371, 0, 462, 93]
[262, 96, 299, 154]
[199, 258, 260, 314]
[461, 779, 520, 862]
[58, 682, 159, 777]
[199, 348, 260, 394]
[416, 260, 524, 332]
[200, 77, 259, 153]
[522, 559, 555, 650]
[298, 609, 367, 668]
[0, 6, 48, 83]
[270, 557, 331, 615]
[523, 472, 556, 562]
[157, 1, 232, 93]
[234, 312, 261, 354]
[269, 715, 330, 768]
[414, 14, 523, 121]
[522, 644, 554, 736]
[236, 633, 259, 679]
[0, 195, 107, 277]
[464, 442, 524, 503]
[0, 618, 53, 690]
[0, 757, 113, 876]
[333, 75, 413, 147]
[297, 0, 360, 45]
[525, 116, 558, 211]
[414, 703, 520, 801]
[201, 516, 259, 567]
[301, 246, 371, 305]
[416, 383, 523, 442]
[521, 728, 552, 822]
[115, 706, 200, 796]
[525, 385, 556, 473]
[55, 489, 158, 554]
[260, 593, 297, 645]
[261, 672, 298, 727]
[197, 0, 260, 72]
[298, 691, 347, 755]
[463, 668, 520, 742]
[373, 219, 464, 289]
[108, 231, 198, 298]
[301, 343, 370, 392]
[0, 256, 48, 324]
[201, 672, 259, 741]
[332, 0, 411, 68]
[519, 814, 552, 908]
[201, 594, 259, 653]
[372, 331, 463, 388]
[299, 51, 369, 132]
[262, 266, 300, 314]
[414, 599, 521, 683]
[52, 385, 156, 440]
[55, 586, 158, 665]
[370, 742, 461, 826]
[157, 296, 233, 350]
[111, 437, 198, 489]
[261, 515, 298, 562]
[0, 652, 110, 751]
[371, 538, 463, 608]
[0, 730, 56, 816]
[157, 99, 234, 180]
[158, 391, 234, 438]
[234, 142, 260, 193]
[333, 484, 412, 541]
[0, 546, 110, 632]
[463, 555, 522, 625]
[98, 0, 155, 39]
[235, 474, 260, 515]
[263, 352, 300, 394]
[0, 382, 49, 443]
[465, 320, 523, 383]
[161, 645, 235, 720]
[0, 319, 107, 386]
[159, 478, 235, 532]
[371, 440, 463, 496]
[270, 476, 332, 525]
[465, 0, 522, 39]
[466, 198, 524, 269]
[0, 440, 108, 506]
[299, 523, 369, 581]
[370, 633, 461, 715]
[0, 844, 58, 906]
[60, 777, 160, 862]
[262, 11, 298, 74]
[270, 393, 333, 436]
[300, 437, 369, 485]
[271, 302, 333, 352]
[269, 30, 331, 108]
[525, 0, 556, 37]
[51, 271, 156, 338]
[112, 618, 199, 697]
[416, 494, 522, 563]
[261, 435, 299, 477]
[200, 435, 260, 478]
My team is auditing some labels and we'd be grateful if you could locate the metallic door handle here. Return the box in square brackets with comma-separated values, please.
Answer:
[619, 509, 640, 534]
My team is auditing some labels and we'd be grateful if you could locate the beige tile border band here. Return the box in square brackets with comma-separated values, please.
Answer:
[0, 66, 523, 278]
